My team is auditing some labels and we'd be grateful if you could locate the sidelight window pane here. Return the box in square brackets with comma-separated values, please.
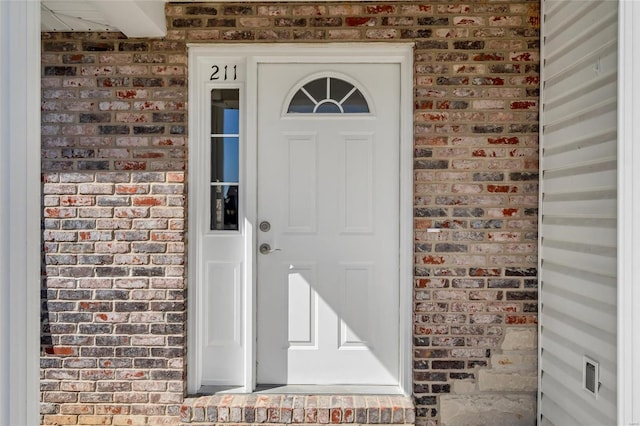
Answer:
[210, 185, 239, 231]
[211, 89, 240, 135]
[210, 88, 240, 231]
[211, 137, 239, 183]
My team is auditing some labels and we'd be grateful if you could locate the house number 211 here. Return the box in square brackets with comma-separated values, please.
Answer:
[210, 65, 237, 81]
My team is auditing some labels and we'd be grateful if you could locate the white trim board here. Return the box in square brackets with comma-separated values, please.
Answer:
[618, 2, 640, 425]
[0, 1, 41, 424]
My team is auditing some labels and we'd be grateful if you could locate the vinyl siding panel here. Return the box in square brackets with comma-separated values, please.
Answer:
[539, 1, 618, 425]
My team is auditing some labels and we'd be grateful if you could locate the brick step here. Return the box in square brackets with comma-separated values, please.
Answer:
[180, 394, 415, 425]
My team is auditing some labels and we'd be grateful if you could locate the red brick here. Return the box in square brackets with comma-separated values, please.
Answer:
[43, 415, 78, 425]
[453, 16, 485, 26]
[60, 404, 94, 415]
[366, 5, 396, 14]
[489, 136, 520, 145]
[77, 415, 112, 425]
[61, 195, 95, 206]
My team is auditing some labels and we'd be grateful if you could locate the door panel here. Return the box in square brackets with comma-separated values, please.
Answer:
[206, 262, 241, 346]
[287, 263, 317, 345]
[257, 63, 400, 385]
[340, 133, 374, 233]
[339, 262, 372, 347]
[285, 133, 318, 233]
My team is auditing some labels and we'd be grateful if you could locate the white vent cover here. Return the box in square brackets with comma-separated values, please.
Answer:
[583, 356, 600, 398]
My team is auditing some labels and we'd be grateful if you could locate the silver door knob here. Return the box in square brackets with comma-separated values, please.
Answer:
[259, 243, 280, 255]
[259, 221, 271, 232]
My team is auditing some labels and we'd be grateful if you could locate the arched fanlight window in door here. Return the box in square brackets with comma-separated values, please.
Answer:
[287, 76, 370, 114]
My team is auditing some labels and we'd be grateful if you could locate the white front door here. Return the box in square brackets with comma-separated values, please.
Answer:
[256, 63, 400, 385]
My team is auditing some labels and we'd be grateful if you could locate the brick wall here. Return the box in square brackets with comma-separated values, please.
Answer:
[41, 2, 539, 425]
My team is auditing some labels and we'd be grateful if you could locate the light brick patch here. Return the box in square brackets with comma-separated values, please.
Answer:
[439, 394, 536, 426]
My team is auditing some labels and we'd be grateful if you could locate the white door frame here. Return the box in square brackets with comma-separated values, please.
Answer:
[188, 43, 414, 395]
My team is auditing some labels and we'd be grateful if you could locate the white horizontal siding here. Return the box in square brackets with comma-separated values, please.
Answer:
[539, 1, 618, 425]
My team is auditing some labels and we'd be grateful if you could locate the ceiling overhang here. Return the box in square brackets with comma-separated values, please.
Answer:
[41, 0, 168, 38]
[41, 0, 382, 38]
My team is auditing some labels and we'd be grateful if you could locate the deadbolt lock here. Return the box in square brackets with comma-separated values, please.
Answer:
[259, 221, 271, 232]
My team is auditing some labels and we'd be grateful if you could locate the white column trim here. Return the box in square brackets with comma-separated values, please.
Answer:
[537, 1, 547, 423]
[0, 0, 41, 424]
[618, 1, 640, 425]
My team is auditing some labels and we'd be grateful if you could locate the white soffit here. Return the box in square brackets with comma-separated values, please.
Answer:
[42, 0, 115, 32]
[41, 0, 167, 38]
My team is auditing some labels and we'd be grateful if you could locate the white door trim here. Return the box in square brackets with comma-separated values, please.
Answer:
[188, 43, 414, 396]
